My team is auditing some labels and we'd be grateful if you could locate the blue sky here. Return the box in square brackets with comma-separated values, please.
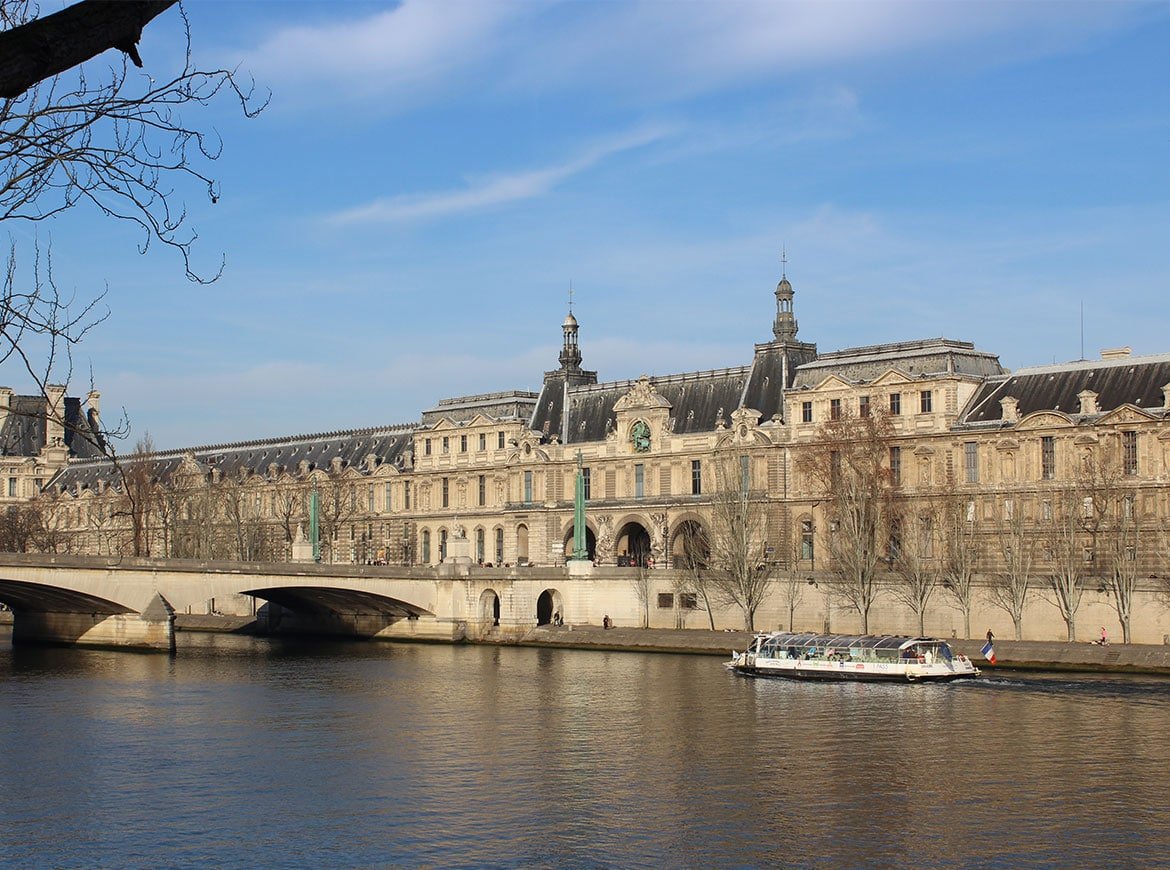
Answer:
[13, 0, 1170, 450]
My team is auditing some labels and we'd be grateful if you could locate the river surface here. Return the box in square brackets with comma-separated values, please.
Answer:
[2, 628, 1169, 869]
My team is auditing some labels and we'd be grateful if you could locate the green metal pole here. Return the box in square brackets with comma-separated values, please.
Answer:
[310, 484, 320, 562]
[572, 450, 587, 561]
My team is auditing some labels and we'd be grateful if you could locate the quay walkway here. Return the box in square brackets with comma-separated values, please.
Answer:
[7, 611, 1169, 674]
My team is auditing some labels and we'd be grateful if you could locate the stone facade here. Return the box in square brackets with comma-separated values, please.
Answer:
[21, 270, 1170, 642]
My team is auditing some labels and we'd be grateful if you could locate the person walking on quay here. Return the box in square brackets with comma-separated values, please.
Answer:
[986, 628, 994, 645]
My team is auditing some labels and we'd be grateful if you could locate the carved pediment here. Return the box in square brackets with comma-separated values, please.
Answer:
[1097, 404, 1158, 426]
[1015, 411, 1074, 430]
[870, 368, 914, 387]
[613, 376, 672, 413]
[808, 374, 855, 392]
[995, 438, 1020, 452]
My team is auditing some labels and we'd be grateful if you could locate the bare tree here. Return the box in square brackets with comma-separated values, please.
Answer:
[890, 508, 940, 636]
[702, 450, 773, 631]
[1036, 487, 1087, 642]
[797, 410, 896, 634]
[1082, 445, 1143, 643]
[1, 0, 265, 466]
[939, 489, 981, 639]
[677, 519, 717, 630]
[987, 498, 1035, 641]
[630, 566, 651, 628]
[115, 433, 157, 556]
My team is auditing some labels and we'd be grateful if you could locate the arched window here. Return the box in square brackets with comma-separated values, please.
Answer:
[475, 527, 485, 563]
[517, 523, 529, 564]
[494, 527, 504, 564]
[439, 528, 448, 561]
[421, 530, 431, 564]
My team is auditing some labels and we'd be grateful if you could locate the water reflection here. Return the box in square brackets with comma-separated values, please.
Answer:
[1, 628, 1169, 868]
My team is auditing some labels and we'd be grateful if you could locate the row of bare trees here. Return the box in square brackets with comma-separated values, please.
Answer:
[662, 412, 1167, 641]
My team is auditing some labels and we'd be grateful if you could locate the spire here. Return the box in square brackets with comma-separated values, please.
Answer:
[772, 249, 798, 341]
[559, 289, 582, 372]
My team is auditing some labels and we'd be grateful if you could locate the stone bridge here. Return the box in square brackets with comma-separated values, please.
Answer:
[0, 554, 633, 652]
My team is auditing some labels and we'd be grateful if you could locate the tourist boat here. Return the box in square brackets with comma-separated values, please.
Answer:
[727, 631, 981, 683]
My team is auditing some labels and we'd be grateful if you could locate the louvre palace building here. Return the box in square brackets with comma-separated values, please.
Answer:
[7, 270, 1170, 642]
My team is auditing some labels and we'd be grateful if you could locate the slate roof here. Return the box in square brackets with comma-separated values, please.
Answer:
[793, 338, 1003, 387]
[0, 394, 105, 459]
[960, 353, 1170, 425]
[536, 367, 753, 445]
[50, 424, 416, 494]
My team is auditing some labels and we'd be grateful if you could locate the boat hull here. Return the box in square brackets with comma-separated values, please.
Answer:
[730, 662, 978, 683]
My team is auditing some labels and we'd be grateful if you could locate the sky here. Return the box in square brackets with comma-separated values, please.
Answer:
[7, 0, 1170, 450]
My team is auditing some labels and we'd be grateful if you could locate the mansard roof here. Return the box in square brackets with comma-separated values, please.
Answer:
[50, 424, 415, 493]
[792, 337, 1004, 388]
[534, 367, 753, 444]
[421, 390, 539, 425]
[0, 394, 105, 460]
[959, 353, 1170, 425]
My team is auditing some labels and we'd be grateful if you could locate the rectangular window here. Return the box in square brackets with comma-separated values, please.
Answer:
[800, 519, 814, 562]
[920, 390, 932, 413]
[889, 446, 902, 485]
[7, 477, 15, 497]
[368, 484, 375, 513]
[404, 482, 411, 511]
[679, 592, 698, 610]
[442, 477, 449, 508]
[384, 483, 393, 512]
[801, 401, 813, 423]
[582, 467, 591, 501]
[498, 431, 506, 449]
[635, 464, 644, 498]
[1041, 436, 1055, 480]
[442, 436, 450, 454]
[830, 398, 841, 421]
[1123, 431, 1138, 475]
[478, 474, 486, 506]
[523, 471, 533, 503]
[1004, 498, 1014, 520]
[460, 434, 467, 453]
[889, 393, 901, 416]
[657, 593, 674, 609]
[964, 442, 979, 484]
[479, 433, 486, 452]
[691, 459, 702, 495]
[424, 438, 431, 456]
[859, 395, 870, 418]
[740, 455, 750, 491]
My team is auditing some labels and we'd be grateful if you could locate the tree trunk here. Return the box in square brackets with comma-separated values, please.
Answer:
[0, 0, 177, 98]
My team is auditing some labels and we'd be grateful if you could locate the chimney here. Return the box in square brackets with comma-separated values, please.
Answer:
[0, 387, 11, 429]
[1100, 347, 1131, 360]
[86, 389, 101, 422]
[365, 453, 379, 473]
[1078, 389, 1099, 416]
[45, 384, 66, 447]
[330, 456, 344, 474]
[1000, 396, 1019, 423]
[1162, 382, 1170, 411]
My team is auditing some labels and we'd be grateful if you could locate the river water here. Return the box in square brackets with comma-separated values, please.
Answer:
[1, 628, 1168, 869]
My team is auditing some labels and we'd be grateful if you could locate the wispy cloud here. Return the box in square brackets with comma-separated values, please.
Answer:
[326, 124, 677, 225]
[237, 1, 1146, 108]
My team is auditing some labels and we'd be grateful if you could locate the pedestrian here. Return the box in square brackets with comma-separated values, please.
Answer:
[986, 628, 994, 644]
[1100, 626, 1108, 645]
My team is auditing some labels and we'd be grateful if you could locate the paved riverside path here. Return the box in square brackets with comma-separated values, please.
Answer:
[510, 624, 1170, 675]
[164, 615, 1170, 674]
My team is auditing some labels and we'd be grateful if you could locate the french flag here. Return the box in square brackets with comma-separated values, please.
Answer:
[981, 641, 997, 664]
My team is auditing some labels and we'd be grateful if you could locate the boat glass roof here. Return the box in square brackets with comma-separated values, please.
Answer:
[756, 633, 945, 651]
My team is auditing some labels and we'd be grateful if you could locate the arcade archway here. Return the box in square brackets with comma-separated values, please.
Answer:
[479, 588, 501, 627]
[561, 525, 597, 562]
[536, 588, 562, 626]
[614, 521, 651, 567]
[671, 520, 709, 569]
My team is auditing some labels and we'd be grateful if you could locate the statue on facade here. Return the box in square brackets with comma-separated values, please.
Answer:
[631, 419, 651, 453]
